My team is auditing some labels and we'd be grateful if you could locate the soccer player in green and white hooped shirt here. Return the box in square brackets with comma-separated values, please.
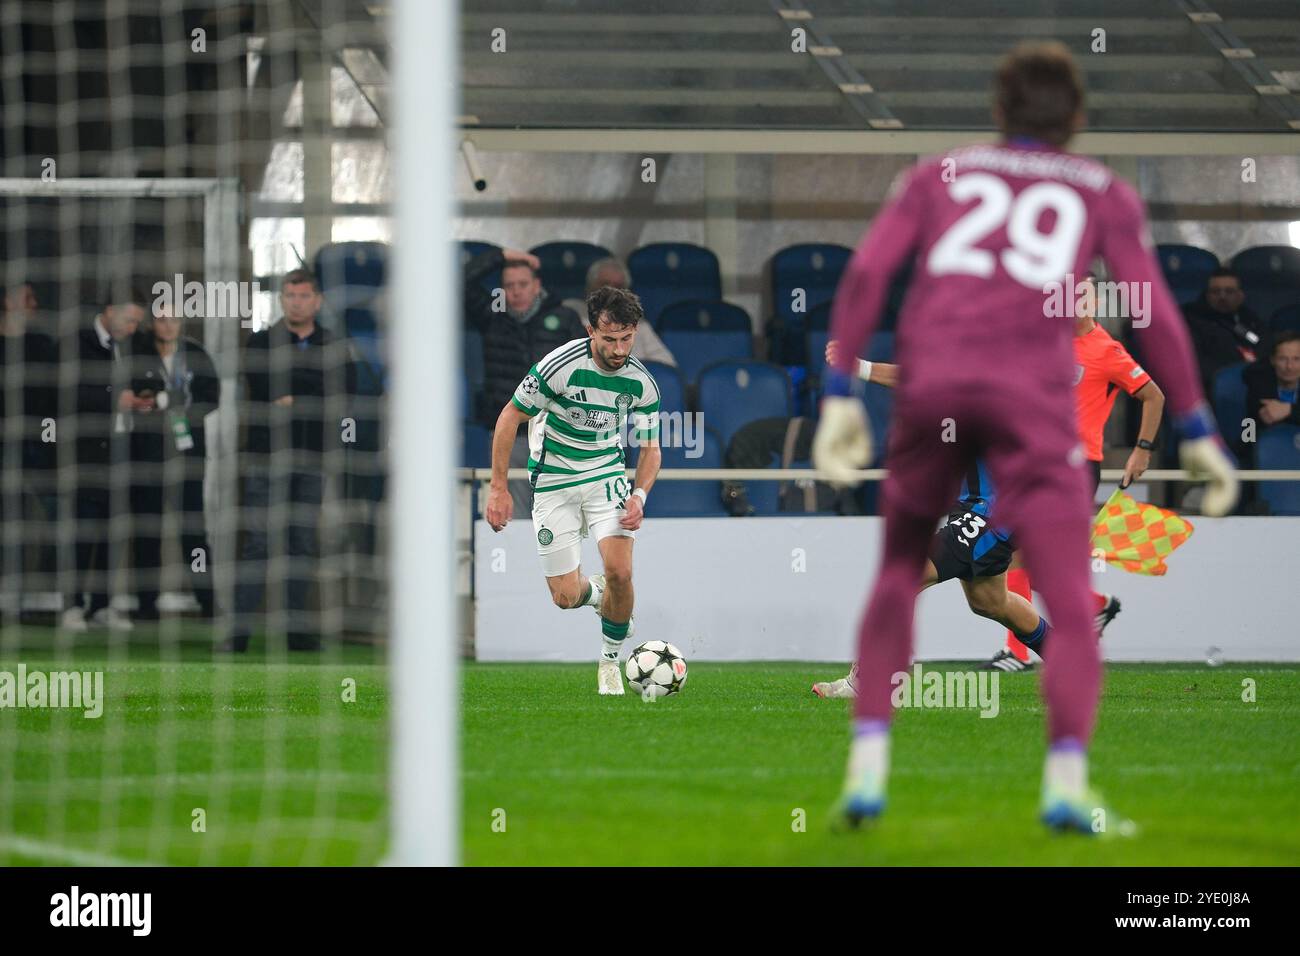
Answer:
[486, 286, 662, 695]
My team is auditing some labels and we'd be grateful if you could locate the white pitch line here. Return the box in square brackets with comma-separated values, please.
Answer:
[0, 834, 159, 867]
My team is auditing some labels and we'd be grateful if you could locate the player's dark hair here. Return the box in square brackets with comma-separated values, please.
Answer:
[1272, 331, 1300, 353]
[282, 268, 319, 292]
[994, 41, 1085, 147]
[501, 258, 539, 280]
[587, 285, 643, 330]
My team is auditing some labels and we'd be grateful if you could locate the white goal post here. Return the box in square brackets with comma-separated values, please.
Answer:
[384, 0, 457, 866]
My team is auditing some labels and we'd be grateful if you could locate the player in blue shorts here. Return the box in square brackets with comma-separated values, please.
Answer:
[812, 352, 1047, 699]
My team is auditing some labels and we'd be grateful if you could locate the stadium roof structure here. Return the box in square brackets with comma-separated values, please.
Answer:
[356, 0, 1300, 152]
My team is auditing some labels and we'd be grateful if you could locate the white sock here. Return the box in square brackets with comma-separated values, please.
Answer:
[584, 577, 604, 608]
[847, 722, 890, 796]
[599, 616, 630, 662]
[1044, 744, 1088, 799]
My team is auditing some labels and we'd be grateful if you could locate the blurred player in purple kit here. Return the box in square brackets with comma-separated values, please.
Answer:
[812, 41, 1237, 834]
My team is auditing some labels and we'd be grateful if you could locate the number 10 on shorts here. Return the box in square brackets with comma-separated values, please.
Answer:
[605, 476, 631, 504]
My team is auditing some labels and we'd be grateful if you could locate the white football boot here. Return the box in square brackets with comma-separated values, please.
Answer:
[591, 575, 632, 695]
[60, 606, 89, 633]
[812, 663, 858, 699]
[92, 607, 135, 632]
[598, 659, 625, 696]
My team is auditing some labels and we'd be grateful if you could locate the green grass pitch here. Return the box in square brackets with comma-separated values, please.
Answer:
[462, 662, 1299, 866]
[0, 627, 389, 866]
[2, 630, 1297, 866]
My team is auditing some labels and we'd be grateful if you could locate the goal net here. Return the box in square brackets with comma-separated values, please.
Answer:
[0, 0, 453, 866]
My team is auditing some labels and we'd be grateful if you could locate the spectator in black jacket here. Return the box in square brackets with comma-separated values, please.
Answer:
[465, 248, 585, 512]
[222, 268, 356, 653]
[1182, 268, 1269, 397]
[61, 287, 147, 633]
[126, 306, 221, 620]
[0, 283, 59, 622]
[1243, 332, 1300, 451]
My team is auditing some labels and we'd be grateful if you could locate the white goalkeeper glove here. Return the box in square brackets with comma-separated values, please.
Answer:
[813, 396, 873, 487]
[1176, 404, 1238, 518]
[1180, 436, 1238, 517]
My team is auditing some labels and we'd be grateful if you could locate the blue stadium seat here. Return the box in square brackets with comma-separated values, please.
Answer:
[862, 384, 894, 468]
[460, 240, 498, 263]
[770, 243, 852, 324]
[796, 276, 909, 333]
[313, 242, 388, 396]
[803, 266, 911, 339]
[1212, 363, 1249, 443]
[645, 428, 728, 517]
[1231, 245, 1300, 323]
[530, 240, 612, 303]
[1257, 424, 1300, 515]
[623, 363, 685, 472]
[807, 330, 830, 383]
[315, 241, 387, 306]
[1156, 244, 1219, 307]
[773, 301, 832, 368]
[768, 241, 850, 365]
[461, 240, 502, 293]
[658, 299, 751, 335]
[696, 361, 792, 450]
[740, 451, 782, 516]
[462, 422, 492, 469]
[627, 243, 722, 326]
[807, 301, 832, 331]
[464, 327, 485, 407]
[642, 360, 685, 416]
[657, 300, 753, 383]
[1269, 304, 1300, 335]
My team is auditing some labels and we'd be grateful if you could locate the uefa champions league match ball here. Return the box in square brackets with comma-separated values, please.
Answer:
[624, 641, 688, 698]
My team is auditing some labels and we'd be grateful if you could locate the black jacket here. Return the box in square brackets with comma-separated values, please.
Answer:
[464, 249, 585, 425]
[1243, 361, 1300, 430]
[1182, 300, 1270, 394]
[242, 320, 356, 456]
[67, 324, 130, 466]
[124, 331, 221, 462]
[0, 329, 59, 470]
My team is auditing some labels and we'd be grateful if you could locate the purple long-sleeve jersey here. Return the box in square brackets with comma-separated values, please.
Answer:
[829, 140, 1205, 422]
